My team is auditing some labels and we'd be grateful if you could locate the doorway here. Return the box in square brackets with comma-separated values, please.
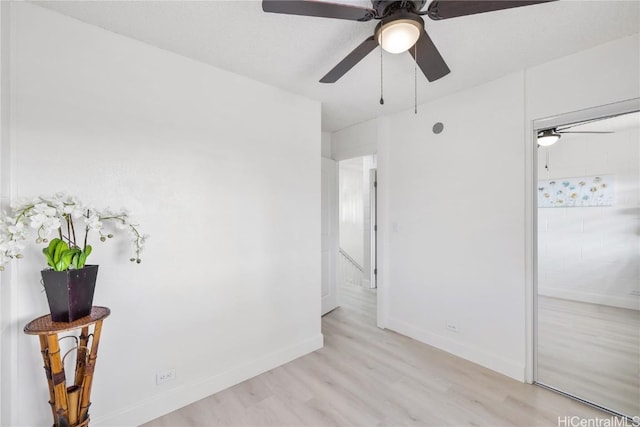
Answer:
[320, 154, 377, 320]
[534, 106, 640, 418]
[338, 155, 377, 289]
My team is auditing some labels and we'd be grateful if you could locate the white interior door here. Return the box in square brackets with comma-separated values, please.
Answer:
[321, 157, 338, 315]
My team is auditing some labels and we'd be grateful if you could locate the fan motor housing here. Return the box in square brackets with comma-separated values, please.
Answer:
[371, 0, 427, 16]
[374, 9, 424, 41]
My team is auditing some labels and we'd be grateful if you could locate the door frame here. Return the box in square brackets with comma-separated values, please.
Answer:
[526, 97, 640, 385]
[369, 168, 377, 289]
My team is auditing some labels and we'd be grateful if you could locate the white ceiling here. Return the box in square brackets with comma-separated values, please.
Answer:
[32, 0, 640, 132]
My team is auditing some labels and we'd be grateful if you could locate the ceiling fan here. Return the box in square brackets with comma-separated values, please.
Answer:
[262, 0, 554, 84]
[538, 118, 616, 147]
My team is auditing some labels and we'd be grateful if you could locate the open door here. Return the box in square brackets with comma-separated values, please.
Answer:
[321, 158, 339, 315]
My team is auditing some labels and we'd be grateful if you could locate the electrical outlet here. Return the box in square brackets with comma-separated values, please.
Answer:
[156, 369, 176, 385]
[630, 290, 640, 296]
[446, 323, 459, 333]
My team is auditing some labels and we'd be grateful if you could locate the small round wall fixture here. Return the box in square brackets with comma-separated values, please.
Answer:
[432, 122, 444, 134]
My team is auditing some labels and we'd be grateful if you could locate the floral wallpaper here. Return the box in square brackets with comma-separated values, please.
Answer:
[538, 175, 614, 208]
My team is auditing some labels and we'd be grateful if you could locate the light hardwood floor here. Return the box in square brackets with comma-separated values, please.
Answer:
[143, 284, 612, 426]
[537, 295, 640, 417]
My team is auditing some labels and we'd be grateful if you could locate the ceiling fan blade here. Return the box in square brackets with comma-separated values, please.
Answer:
[262, 0, 376, 21]
[409, 29, 450, 82]
[557, 131, 615, 134]
[426, 0, 555, 20]
[320, 36, 378, 83]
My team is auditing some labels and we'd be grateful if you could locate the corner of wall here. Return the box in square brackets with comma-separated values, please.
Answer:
[321, 131, 333, 159]
[386, 318, 525, 382]
[0, 2, 18, 425]
[374, 116, 390, 329]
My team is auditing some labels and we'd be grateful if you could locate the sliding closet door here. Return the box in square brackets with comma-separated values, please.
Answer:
[536, 111, 640, 418]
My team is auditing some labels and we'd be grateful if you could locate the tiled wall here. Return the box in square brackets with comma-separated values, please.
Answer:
[538, 125, 639, 309]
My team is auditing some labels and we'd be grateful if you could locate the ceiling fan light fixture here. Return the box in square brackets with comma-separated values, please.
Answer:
[377, 19, 422, 54]
[537, 129, 561, 147]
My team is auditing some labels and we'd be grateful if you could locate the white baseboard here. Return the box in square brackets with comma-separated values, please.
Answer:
[538, 287, 639, 310]
[386, 317, 524, 382]
[92, 334, 324, 427]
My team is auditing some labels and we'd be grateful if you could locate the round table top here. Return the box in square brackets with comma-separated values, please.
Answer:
[24, 306, 111, 335]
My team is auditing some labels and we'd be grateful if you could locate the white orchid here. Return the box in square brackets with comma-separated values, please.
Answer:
[0, 193, 146, 271]
[0, 240, 24, 257]
[7, 221, 25, 236]
[85, 214, 103, 231]
[29, 213, 48, 230]
[33, 203, 57, 216]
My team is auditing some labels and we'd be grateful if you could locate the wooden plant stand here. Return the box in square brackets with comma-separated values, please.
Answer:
[24, 306, 110, 427]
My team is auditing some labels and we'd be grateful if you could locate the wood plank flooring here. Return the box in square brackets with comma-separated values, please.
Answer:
[537, 295, 640, 417]
[143, 283, 612, 426]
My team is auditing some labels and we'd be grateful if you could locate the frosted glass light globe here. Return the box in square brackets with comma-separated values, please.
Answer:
[538, 130, 561, 147]
[378, 20, 421, 54]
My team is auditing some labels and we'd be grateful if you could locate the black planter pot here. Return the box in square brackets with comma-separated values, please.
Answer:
[41, 265, 99, 322]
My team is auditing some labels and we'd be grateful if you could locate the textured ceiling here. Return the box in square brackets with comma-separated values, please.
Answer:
[32, 0, 640, 131]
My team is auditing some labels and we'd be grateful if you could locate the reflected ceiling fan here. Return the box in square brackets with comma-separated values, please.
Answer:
[538, 117, 616, 147]
[262, 0, 554, 83]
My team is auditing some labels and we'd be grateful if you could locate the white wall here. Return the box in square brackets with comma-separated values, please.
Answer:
[538, 127, 640, 310]
[333, 34, 640, 382]
[1, 3, 322, 426]
[332, 118, 377, 161]
[0, 3, 11, 423]
[321, 131, 332, 159]
[384, 71, 528, 380]
[525, 36, 640, 122]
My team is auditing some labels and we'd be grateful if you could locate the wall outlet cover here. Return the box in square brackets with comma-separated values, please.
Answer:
[156, 369, 176, 385]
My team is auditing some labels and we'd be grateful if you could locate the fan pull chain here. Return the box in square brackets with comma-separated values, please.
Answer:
[545, 147, 550, 172]
[380, 30, 384, 105]
[414, 43, 418, 114]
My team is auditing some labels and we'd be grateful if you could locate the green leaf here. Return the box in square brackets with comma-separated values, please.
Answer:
[43, 238, 63, 268]
[52, 240, 69, 264]
[77, 245, 92, 269]
[54, 248, 79, 271]
[45, 238, 61, 257]
[42, 247, 55, 268]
